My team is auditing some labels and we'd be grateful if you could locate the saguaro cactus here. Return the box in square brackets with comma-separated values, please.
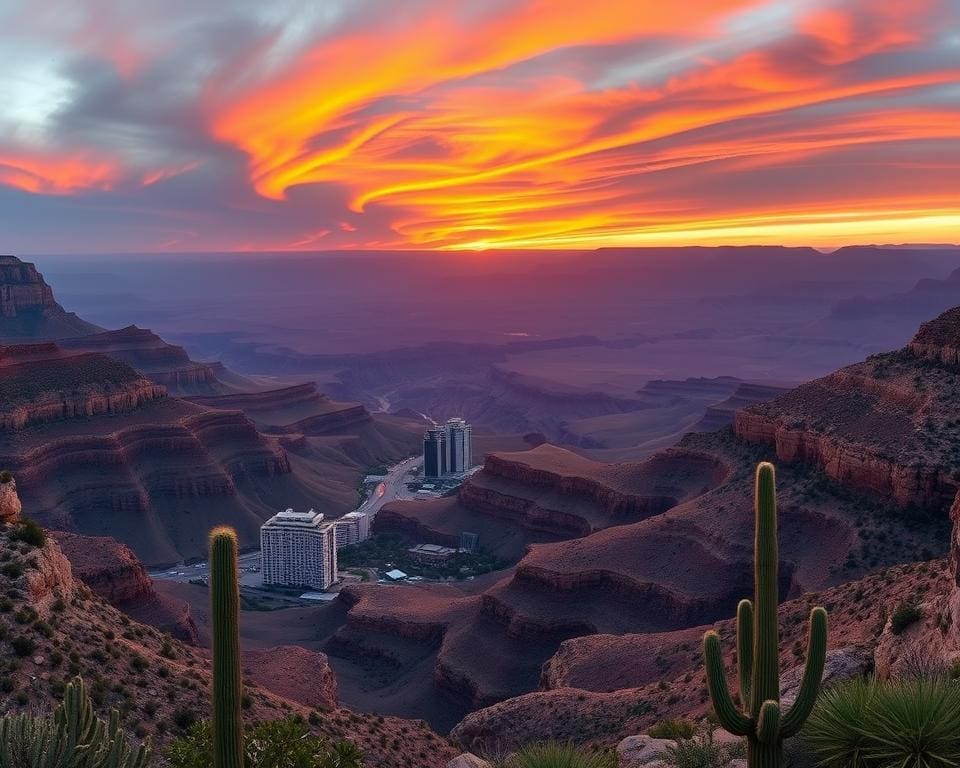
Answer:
[703, 462, 827, 768]
[210, 526, 244, 768]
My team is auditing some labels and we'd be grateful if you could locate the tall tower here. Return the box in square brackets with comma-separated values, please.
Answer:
[423, 426, 447, 478]
[445, 417, 472, 475]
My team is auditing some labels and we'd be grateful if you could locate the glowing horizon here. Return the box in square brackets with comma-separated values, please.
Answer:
[1, 0, 958, 253]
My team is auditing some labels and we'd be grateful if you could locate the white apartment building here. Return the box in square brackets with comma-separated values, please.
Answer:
[334, 510, 371, 549]
[260, 508, 338, 591]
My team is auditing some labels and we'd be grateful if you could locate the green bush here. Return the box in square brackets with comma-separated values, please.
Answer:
[502, 742, 616, 768]
[806, 677, 960, 768]
[10, 634, 36, 657]
[10, 518, 45, 548]
[649, 717, 696, 740]
[167, 717, 363, 768]
[662, 728, 745, 768]
[890, 602, 923, 635]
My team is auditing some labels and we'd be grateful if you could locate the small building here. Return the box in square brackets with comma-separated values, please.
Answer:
[385, 569, 408, 580]
[260, 508, 338, 591]
[334, 510, 371, 549]
[408, 543, 458, 564]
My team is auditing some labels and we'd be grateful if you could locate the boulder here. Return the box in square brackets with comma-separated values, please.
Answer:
[781, 646, 873, 707]
[0, 477, 21, 523]
[447, 755, 492, 768]
[617, 735, 675, 768]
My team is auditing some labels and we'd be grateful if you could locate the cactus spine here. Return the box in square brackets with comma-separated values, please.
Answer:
[210, 526, 244, 768]
[703, 462, 828, 768]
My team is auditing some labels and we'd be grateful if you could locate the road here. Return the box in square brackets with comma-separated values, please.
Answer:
[149, 454, 423, 583]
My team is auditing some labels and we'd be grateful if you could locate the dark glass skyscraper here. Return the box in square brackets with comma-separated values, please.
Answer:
[423, 426, 447, 478]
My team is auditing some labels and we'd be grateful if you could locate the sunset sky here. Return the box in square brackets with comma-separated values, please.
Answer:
[1, 0, 958, 253]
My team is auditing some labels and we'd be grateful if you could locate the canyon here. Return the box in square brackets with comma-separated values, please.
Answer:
[0, 489, 457, 767]
[0, 257, 424, 566]
[7, 251, 960, 760]
[283, 307, 960, 742]
[735, 306, 960, 510]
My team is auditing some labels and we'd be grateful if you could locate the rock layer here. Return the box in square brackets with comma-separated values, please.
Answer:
[0, 256, 101, 339]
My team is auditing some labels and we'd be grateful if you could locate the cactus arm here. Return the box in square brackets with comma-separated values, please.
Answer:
[757, 700, 781, 744]
[781, 606, 828, 738]
[736, 599, 754, 709]
[703, 631, 752, 736]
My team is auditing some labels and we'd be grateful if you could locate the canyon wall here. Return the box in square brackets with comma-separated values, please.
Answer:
[0, 256, 102, 338]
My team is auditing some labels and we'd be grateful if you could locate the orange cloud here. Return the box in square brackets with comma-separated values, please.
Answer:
[200, 0, 960, 250]
[0, 152, 120, 195]
[4, 0, 958, 252]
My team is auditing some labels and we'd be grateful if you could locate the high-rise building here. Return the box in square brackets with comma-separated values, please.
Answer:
[260, 508, 338, 591]
[424, 417, 473, 478]
[334, 510, 370, 548]
[423, 426, 447, 478]
[445, 417, 472, 475]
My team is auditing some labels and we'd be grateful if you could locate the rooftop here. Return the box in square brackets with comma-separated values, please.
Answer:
[262, 507, 327, 530]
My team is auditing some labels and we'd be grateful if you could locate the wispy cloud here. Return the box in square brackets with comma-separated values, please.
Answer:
[0, 0, 957, 252]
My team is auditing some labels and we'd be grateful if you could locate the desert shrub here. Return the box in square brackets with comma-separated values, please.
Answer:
[662, 728, 745, 768]
[502, 742, 616, 768]
[806, 676, 960, 768]
[890, 602, 924, 635]
[167, 717, 363, 768]
[10, 634, 36, 657]
[10, 518, 45, 548]
[0, 471, 12, 484]
[649, 717, 696, 740]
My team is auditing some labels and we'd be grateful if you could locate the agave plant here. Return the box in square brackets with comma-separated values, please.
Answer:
[806, 676, 960, 768]
[502, 742, 617, 768]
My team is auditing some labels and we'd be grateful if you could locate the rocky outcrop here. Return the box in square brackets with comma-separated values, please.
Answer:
[0, 256, 101, 339]
[52, 530, 199, 642]
[458, 445, 727, 537]
[0, 345, 167, 430]
[371, 506, 460, 548]
[447, 755, 491, 768]
[734, 406, 957, 509]
[59, 326, 231, 395]
[23, 537, 75, 614]
[0, 375, 166, 430]
[188, 383, 372, 434]
[908, 306, 960, 365]
[459, 454, 671, 537]
[52, 531, 154, 604]
[617, 735, 675, 768]
[0, 475, 21, 522]
[242, 646, 338, 711]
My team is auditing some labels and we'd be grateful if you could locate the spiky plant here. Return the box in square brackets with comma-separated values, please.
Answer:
[210, 526, 244, 768]
[503, 742, 617, 768]
[703, 462, 828, 768]
[807, 677, 960, 768]
[0, 676, 151, 767]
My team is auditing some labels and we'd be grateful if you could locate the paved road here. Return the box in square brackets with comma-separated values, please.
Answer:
[149, 455, 423, 583]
